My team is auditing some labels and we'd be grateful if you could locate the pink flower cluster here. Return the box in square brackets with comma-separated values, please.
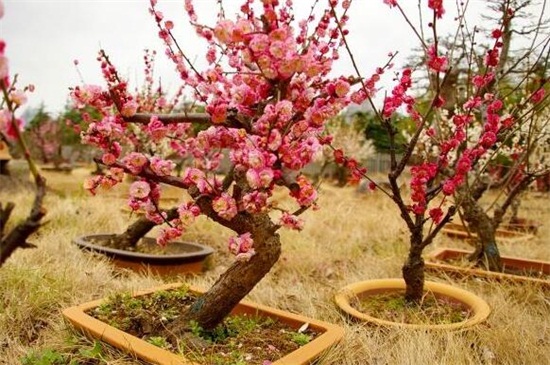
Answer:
[0, 16, 32, 141]
[383, 69, 414, 119]
[228, 233, 255, 262]
[74, 1, 356, 256]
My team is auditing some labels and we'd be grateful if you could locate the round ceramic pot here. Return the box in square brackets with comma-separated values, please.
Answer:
[73, 234, 214, 276]
[334, 278, 491, 330]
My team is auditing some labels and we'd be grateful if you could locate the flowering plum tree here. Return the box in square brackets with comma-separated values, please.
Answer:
[73, 0, 356, 330]
[332, 0, 547, 300]
[0, 0, 47, 266]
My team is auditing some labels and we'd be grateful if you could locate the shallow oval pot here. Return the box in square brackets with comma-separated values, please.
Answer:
[73, 234, 214, 276]
[426, 247, 550, 287]
[62, 283, 345, 365]
[334, 278, 491, 330]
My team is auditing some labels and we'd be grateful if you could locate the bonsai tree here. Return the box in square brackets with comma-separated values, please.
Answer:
[76, 49, 189, 251]
[72, 0, 356, 331]
[0, 1, 47, 266]
[24, 105, 64, 167]
[329, 0, 548, 302]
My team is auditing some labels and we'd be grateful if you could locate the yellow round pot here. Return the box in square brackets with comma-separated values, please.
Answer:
[334, 278, 491, 330]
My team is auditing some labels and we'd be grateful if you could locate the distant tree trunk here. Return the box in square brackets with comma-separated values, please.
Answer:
[111, 208, 178, 250]
[335, 165, 348, 187]
[459, 188, 503, 272]
[0, 160, 9, 176]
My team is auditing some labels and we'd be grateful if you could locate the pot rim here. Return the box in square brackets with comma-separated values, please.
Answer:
[73, 234, 214, 264]
[334, 278, 491, 330]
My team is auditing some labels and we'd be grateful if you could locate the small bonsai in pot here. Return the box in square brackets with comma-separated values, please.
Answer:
[0, 17, 47, 266]
[334, 0, 546, 319]
[71, 0, 354, 344]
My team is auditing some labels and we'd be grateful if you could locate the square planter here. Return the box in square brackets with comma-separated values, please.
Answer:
[63, 283, 344, 365]
[442, 223, 533, 243]
[426, 248, 550, 287]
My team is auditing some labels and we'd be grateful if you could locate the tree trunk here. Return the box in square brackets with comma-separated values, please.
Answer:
[459, 188, 503, 272]
[0, 160, 9, 176]
[112, 208, 178, 250]
[170, 215, 281, 332]
[0, 176, 46, 266]
[336, 165, 348, 187]
[467, 227, 503, 272]
[402, 230, 425, 303]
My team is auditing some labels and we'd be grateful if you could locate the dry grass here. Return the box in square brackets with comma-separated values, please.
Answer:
[1, 166, 549, 364]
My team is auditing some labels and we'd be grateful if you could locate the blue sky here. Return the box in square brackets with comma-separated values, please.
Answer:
[2, 0, 494, 116]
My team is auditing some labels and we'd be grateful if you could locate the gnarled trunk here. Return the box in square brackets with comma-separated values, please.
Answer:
[467, 227, 502, 272]
[459, 188, 503, 272]
[171, 214, 281, 332]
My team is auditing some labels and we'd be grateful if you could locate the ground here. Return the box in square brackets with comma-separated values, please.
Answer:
[1, 162, 549, 364]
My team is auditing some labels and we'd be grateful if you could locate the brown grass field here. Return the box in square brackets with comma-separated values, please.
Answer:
[1, 164, 549, 364]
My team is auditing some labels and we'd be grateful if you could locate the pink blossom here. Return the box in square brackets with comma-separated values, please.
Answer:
[241, 191, 269, 213]
[101, 152, 116, 165]
[531, 88, 545, 104]
[335, 79, 350, 98]
[245, 169, 261, 189]
[442, 179, 456, 196]
[178, 202, 201, 226]
[228, 233, 254, 255]
[279, 212, 304, 230]
[291, 176, 317, 207]
[120, 100, 138, 117]
[214, 20, 235, 44]
[122, 152, 148, 174]
[427, 45, 447, 73]
[129, 181, 151, 199]
[157, 226, 183, 247]
[428, 0, 445, 18]
[147, 115, 167, 141]
[9, 90, 26, 106]
[150, 156, 175, 176]
[212, 193, 238, 220]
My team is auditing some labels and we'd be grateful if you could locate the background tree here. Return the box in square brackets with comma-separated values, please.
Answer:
[0, 1, 47, 266]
